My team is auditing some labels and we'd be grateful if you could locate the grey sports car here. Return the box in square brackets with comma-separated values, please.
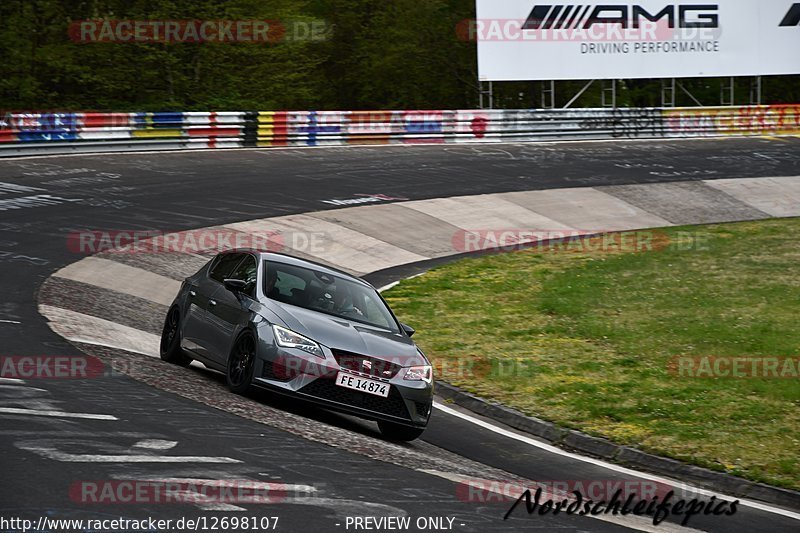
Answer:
[160, 251, 433, 441]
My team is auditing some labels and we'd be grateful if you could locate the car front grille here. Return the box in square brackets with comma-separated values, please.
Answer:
[298, 378, 410, 420]
[332, 349, 403, 379]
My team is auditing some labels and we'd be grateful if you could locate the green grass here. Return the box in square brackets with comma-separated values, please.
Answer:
[384, 220, 800, 490]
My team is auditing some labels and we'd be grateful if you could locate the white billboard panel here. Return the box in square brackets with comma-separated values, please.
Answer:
[476, 0, 800, 80]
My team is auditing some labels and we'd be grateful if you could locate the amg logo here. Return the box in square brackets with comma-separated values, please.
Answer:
[522, 4, 719, 30]
[780, 3, 800, 26]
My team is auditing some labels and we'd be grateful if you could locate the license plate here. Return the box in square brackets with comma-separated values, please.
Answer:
[335, 372, 390, 398]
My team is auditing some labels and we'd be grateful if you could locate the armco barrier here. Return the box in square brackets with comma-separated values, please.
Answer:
[1, 105, 798, 157]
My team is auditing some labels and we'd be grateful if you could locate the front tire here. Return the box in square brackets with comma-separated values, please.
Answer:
[160, 307, 192, 367]
[378, 420, 425, 442]
[227, 331, 256, 395]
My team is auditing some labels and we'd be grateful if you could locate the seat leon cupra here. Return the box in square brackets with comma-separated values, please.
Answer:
[159, 250, 433, 441]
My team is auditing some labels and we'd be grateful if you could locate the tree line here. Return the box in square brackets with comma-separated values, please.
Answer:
[1, 0, 798, 111]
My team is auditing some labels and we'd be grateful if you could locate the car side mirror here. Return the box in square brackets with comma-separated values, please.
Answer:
[224, 279, 247, 293]
[401, 323, 415, 337]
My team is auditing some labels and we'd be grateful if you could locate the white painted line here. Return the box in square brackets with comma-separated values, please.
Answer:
[0, 385, 47, 392]
[151, 478, 317, 493]
[53, 336, 158, 358]
[379, 273, 426, 293]
[378, 281, 399, 292]
[0, 378, 25, 384]
[132, 439, 178, 450]
[0, 407, 117, 420]
[19, 445, 242, 463]
[0, 319, 21, 324]
[197, 503, 248, 512]
[433, 402, 800, 521]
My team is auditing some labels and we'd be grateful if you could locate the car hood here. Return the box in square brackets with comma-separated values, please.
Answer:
[267, 301, 425, 365]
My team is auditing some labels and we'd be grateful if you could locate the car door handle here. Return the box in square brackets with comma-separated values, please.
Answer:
[209, 300, 217, 307]
[189, 290, 197, 297]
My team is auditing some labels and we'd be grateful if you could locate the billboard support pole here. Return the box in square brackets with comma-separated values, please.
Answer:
[602, 79, 617, 108]
[661, 79, 676, 107]
[563, 80, 596, 109]
[721, 77, 735, 106]
[542, 80, 555, 109]
[750, 76, 762, 105]
[479, 81, 494, 110]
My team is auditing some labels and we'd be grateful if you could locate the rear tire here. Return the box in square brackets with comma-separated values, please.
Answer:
[378, 420, 425, 442]
[160, 307, 192, 367]
[227, 331, 256, 395]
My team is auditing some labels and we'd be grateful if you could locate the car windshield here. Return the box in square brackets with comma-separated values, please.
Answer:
[263, 261, 399, 333]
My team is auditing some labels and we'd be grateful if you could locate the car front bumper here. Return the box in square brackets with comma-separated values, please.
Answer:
[253, 342, 433, 428]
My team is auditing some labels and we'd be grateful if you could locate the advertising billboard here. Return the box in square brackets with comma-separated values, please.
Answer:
[475, 1, 800, 80]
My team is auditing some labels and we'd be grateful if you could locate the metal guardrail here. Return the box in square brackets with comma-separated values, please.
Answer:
[1, 106, 798, 157]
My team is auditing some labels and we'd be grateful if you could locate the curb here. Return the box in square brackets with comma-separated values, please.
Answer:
[434, 381, 800, 511]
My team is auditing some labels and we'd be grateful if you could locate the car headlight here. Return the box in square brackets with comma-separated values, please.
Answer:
[404, 365, 432, 383]
[272, 325, 324, 358]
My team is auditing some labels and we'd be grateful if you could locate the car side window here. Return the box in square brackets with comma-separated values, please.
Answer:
[265, 263, 307, 305]
[229, 255, 258, 298]
[209, 253, 244, 283]
[273, 270, 307, 304]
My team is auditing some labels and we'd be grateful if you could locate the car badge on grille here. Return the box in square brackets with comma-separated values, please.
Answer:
[362, 360, 372, 371]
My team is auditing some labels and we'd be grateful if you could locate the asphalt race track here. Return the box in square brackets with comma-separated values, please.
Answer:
[1, 138, 799, 533]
